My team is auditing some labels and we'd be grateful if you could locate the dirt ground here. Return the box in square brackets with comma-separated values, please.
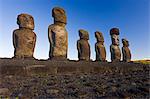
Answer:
[0, 58, 149, 98]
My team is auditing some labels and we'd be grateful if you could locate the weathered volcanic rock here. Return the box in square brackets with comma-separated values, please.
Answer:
[95, 31, 106, 62]
[13, 13, 36, 59]
[77, 29, 91, 61]
[48, 7, 68, 60]
[122, 38, 131, 62]
[110, 28, 121, 62]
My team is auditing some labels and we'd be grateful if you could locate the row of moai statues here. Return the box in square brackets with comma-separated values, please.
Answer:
[77, 28, 131, 62]
[12, 7, 131, 62]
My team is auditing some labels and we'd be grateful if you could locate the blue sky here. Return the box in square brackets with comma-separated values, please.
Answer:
[0, 0, 149, 61]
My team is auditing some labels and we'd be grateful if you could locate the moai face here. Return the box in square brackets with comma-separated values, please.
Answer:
[122, 39, 129, 47]
[52, 7, 67, 25]
[17, 13, 34, 30]
[95, 31, 104, 43]
[111, 34, 119, 46]
[79, 29, 89, 40]
[110, 28, 120, 45]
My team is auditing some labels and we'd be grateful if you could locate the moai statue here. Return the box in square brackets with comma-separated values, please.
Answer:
[122, 38, 131, 62]
[95, 31, 106, 62]
[48, 7, 68, 60]
[110, 28, 121, 62]
[77, 29, 90, 61]
[13, 13, 36, 59]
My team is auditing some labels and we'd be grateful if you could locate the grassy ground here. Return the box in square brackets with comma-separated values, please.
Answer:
[133, 60, 150, 65]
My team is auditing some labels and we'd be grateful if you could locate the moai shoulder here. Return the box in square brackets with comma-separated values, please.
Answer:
[77, 29, 90, 61]
[13, 13, 36, 59]
[110, 28, 121, 62]
[122, 38, 131, 62]
[95, 31, 106, 62]
[48, 7, 68, 60]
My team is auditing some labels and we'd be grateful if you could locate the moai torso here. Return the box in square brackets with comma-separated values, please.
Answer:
[122, 39, 131, 62]
[48, 24, 68, 58]
[110, 28, 121, 62]
[95, 31, 106, 62]
[13, 14, 36, 59]
[110, 44, 121, 62]
[48, 7, 68, 60]
[77, 29, 90, 61]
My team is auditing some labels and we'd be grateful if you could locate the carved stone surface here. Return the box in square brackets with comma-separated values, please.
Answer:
[122, 38, 131, 62]
[48, 7, 68, 60]
[95, 31, 106, 62]
[110, 28, 121, 62]
[77, 29, 90, 61]
[13, 13, 36, 59]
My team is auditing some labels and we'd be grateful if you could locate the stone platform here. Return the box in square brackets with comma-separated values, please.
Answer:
[0, 58, 148, 76]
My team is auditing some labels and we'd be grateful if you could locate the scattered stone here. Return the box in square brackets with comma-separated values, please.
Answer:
[0, 88, 9, 95]
[46, 89, 59, 94]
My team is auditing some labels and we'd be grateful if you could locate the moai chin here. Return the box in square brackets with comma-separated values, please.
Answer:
[48, 7, 68, 60]
[13, 13, 36, 59]
[122, 38, 131, 62]
[77, 29, 90, 61]
[95, 31, 106, 62]
[110, 28, 121, 62]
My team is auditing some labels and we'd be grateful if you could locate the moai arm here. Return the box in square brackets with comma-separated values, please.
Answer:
[95, 44, 98, 60]
[66, 30, 68, 56]
[77, 40, 81, 58]
[110, 46, 114, 61]
[48, 26, 54, 57]
[32, 33, 36, 52]
[104, 47, 106, 59]
[129, 49, 131, 59]
[88, 43, 91, 60]
[122, 47, 126, 61]
[13, 31, 17, 49]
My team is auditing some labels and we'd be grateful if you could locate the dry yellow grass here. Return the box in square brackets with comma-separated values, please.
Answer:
[133, 60, 150, 65]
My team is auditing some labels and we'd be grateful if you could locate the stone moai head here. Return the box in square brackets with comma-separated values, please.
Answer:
[52, 7, 67, 25]
[110, 28, 120, 45]
[95, 31, 104, 43]
[79, 29, 89, 40]
[17, 13, 34, 30]
[122, 38, 129, 47]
